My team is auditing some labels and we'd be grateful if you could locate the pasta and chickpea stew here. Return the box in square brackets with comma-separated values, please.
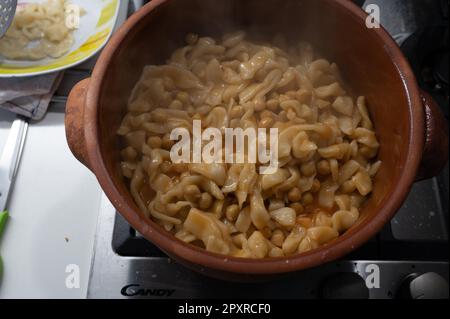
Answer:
[117, 32, 381, 259]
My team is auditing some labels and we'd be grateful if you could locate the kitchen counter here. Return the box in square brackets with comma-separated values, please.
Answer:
[0, 109, 102, 298]
[0, 0, 131, 298]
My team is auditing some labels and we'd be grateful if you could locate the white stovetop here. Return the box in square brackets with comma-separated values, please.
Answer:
[0, 109, 102, 298]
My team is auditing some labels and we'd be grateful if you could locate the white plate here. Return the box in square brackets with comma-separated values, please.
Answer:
[0, 0, 120, 77]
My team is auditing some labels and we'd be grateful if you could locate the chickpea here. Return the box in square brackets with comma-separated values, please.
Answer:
[199, 193, 213, 210]
[266, 99, 279, 112]
[230, 105, 244, 119]
[317, 160, 331, 175]
[184, 185, 201, 202]
[121, 146, 137, 161]
[270, 230, 285, 247]
[232, 233, 247, 248]
[254, 99, 266, 112]
[176, 92, 190, 104]
[301, 161, 316, 177]
[311, 179, 321, 193]
[187, 105, 195, 114]
[160, 162, 171, 174]
[295, 89, 311, 103]
[360, 146, 377, 159]
[169, 99, 183, 110]
[147, 136, 162, 149]
[288, 187, 302, 202]
[341, 180, 356, 194]
[225, 204, 240, 221]
[302, 192, 314, 205]
[121, 165, 133, 179]
[290, 202, 304, 215]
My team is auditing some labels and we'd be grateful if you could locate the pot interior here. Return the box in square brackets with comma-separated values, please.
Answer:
[95, 0, 416, 260]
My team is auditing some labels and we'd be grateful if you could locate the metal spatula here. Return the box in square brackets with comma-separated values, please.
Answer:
[0, 0, 17, 38]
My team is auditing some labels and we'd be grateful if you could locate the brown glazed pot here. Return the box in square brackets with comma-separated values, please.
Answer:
[65, 0, 449, 280]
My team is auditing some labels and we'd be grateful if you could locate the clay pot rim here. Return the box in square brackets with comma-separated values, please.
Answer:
[84, 0, 424, 274]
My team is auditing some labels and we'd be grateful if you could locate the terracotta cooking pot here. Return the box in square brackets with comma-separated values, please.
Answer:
[65, 0, 449, 280]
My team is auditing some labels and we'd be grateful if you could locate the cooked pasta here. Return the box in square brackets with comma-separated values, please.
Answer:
[0, 0, 81, 60]
[117, 32, 381, 258]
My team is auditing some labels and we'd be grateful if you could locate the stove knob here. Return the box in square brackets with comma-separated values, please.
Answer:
[320, 272, 369, 299]
[397, 272, 449, 299]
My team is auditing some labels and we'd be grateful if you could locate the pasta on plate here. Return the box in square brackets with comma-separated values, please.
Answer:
[117, 31, 381, 258]
[0, 0, 82, 60]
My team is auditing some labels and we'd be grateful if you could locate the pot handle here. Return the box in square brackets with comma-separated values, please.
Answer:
[416, 91, 449, 181]
[65, 78, 91, 169]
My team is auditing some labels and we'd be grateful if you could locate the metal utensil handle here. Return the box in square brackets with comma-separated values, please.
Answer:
[0, 118, 28, 211]
[0, 0, 17, 38]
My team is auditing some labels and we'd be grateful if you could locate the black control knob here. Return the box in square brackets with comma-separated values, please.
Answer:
[397, 272, 449, 299]
[321, 272, 369, 299]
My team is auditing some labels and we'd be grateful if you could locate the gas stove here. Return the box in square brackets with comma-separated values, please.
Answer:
[82, 0, 449, 299]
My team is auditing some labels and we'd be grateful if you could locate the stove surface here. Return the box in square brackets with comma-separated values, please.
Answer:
[87, 176, 449, 299]
[86, 0, 449, 299]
